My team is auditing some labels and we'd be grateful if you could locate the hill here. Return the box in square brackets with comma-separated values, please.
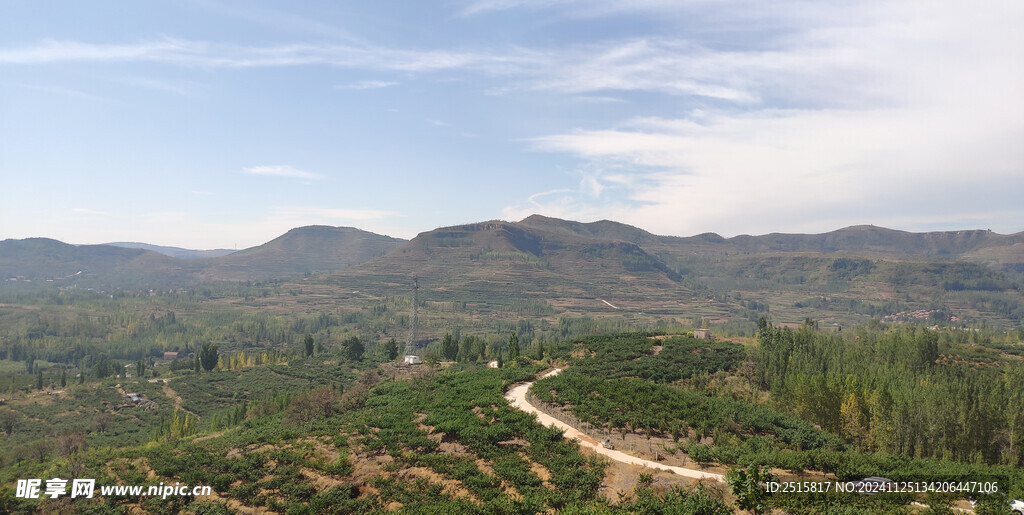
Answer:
[198, 226, 405, 282]
[3, 217, 1022, 327]
[0, 226, 406, 289]
[105, 242, 236, 260]
[337, 219, 683, 303]
[311, 216, 1024, 333]
[0, 238, 195, 289]
[519, 215, 1024, 263]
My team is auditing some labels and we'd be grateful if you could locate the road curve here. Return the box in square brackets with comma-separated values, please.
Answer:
[505, 368, 725, 482]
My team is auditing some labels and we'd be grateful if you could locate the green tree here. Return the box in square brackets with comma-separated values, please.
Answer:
[94, 355, 113, 379]
[458, 335, 474, 362]
[304, 333, 315, 357]
[382, 338, 399, 361]
[59, 370, 67, 388]
[1, 409, 18, 435]
[441, 332, 458, 361]
[508, 333, 520, 360]
[36, 370, 43, 390]
[343, 336, 364, 361]
[726, 465, 776, 515]
[199, 343, 219, 372]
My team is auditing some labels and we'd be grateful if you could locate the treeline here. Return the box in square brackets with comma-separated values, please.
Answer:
[534, 371, 844, 451]
[756, 320, 1024, 466]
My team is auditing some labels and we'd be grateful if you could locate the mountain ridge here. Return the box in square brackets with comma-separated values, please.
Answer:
[3, 217, 1023, 290]
[0, 225, 406, 288]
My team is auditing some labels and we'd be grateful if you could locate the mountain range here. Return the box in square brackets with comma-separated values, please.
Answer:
[2, 217, 1022, 322]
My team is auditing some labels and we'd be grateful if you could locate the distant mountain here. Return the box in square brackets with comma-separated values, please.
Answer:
[200, 226, 405, 281]
[517, 215, 1024, 272]
[3, 218, 1023, 329]
[332, 219, 685, 314]
[106, 242, 236, 260]
[0, 226, 406, 288]
[0, 238, 195, 289]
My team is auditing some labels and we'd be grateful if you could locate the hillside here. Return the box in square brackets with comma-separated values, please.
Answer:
[3, 217, 1023, 327]
[0, 226, 406, 289]
[328, 220, 687, 319]
[310, 216, 1024, 332]
[198, 226, 405, 282]
[0, 238, 196, 289]
[105, 242, 236, 260]
[519, 215, 1024, 264]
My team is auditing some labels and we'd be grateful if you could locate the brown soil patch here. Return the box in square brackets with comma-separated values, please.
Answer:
[650, 345, 663, 356]
[399, 466, 480, 505]
[301, 467, 347, 489]
[162, 383, 190, 414]
[312, 437, 340, 463]
[570, 348, 597, 359]
[583, 446, 702, 504]
[202, 490, 276, 514]
[520, 453, 553, 489]
[498, 437, 528, 448]
[439, 440, 474, 457]
[347, 441, 393, 499]
[193, 429, 228, 443]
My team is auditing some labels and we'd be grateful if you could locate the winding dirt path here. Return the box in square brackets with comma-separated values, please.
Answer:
[504, 368, 725, 482]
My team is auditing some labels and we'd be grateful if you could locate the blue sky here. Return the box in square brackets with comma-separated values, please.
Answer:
[1, 1, 1022, 249]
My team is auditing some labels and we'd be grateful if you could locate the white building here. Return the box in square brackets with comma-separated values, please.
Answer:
[403, 355, 422, 365]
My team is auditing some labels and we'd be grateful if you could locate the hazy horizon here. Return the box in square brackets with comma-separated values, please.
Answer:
[5, 215, 1022, 252]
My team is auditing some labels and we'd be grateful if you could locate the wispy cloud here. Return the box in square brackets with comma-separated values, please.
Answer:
[0, 37, 506, 73]
[574, 96, 627, 104]
[501, 1, 1024, 235]
[335, 80, 399, 90]
[243, 165, 323, 180]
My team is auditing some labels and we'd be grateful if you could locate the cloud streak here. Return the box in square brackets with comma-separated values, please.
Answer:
[501, 1, 1024, 235]
[335, 80, 399, 90]
[243, 165, 323, 180]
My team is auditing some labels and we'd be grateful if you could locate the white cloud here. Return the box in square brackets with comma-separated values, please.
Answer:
[243, 165, 323, 180]
[335, 80, 399, 90]
[502, 1, 1024, 236]
[574, 96, 627, 104]
[0, 37, 508, 73]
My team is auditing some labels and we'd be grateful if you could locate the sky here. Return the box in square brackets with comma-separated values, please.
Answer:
[1, 1, 1022, 249]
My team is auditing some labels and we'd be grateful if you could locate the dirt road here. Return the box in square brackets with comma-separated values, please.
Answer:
[504, 368, 725, 482]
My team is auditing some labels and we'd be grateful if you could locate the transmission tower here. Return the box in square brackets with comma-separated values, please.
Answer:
[407, 275, 419, 352]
